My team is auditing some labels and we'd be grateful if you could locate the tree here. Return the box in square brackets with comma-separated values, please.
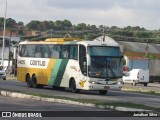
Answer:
[88, 25, 98, 30]
[76, 23, 87, 30]
[63, 19, 72, 30]
[17, 21, 24, 35]
[54, 20, 64, 30]
[48, 21, 55, 30]
[0, 17, 4, 29]
[17, 21, 24, 28]
[41, 21, 49, 31]
[26, 20, 41, 30]
[6, 18, 18, 29]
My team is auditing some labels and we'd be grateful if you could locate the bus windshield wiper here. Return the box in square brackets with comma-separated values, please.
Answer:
[107, 65, 116, 78]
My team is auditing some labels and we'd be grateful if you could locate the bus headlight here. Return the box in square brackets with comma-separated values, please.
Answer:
[92, 81, 96, 84]
[89, 81, 96, 84]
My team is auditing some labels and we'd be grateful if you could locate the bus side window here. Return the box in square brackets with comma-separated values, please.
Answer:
[27, 45, 35, 57]
[70, 45, 78, 60]
[35, 45, 41, 58]
[23, 45, 29, 57]
[19, 45, 26, 57]
[43, 45, 51, 58]
[62, 45, 69, 59]
[51, 45, 60, 58]
[18, 45, 22, 56]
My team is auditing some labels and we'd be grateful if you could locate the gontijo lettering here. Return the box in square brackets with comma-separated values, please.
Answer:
[30, 60, 45, 66]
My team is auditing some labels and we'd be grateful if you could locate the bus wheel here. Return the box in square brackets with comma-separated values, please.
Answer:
[144, 83, 148, 87]
[32, 75, 38, 88]
[70, 79, 80, 93]
[99, 90, 107, 95]
[32, 75, 43, 88]
[132, 80, 136, 86]
[26, 74, 32, 88]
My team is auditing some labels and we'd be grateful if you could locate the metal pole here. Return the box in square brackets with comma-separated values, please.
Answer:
[103, 26, 105, 42]
[2, 1, 7, 67]
[8, 30, 12, 67]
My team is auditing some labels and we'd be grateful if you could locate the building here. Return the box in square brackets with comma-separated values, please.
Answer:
[118, 41, 160, 59]
[0, 36, 20, 68]
[96, 36, 160, 59]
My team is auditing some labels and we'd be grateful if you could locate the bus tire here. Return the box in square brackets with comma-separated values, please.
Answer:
[144, 83, 148, 87]
[132, 80, 136, 86]
[99, 90, 107, 95]
[26, 74, 32, 88]
[32, 75, 43, 88]
[69, 79, 80, 93]
[32, 75, 38, 88]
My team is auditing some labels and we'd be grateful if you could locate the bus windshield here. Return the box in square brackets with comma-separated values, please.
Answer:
[88, 46, 121, 56]
[88, 46, 122, 78]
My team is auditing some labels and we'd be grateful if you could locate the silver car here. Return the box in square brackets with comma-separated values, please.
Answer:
[0, 67, 6, 80]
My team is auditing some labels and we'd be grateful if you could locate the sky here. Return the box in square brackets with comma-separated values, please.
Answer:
[0, 0, 160, 30]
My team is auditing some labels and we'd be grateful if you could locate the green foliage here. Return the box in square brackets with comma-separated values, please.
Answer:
[76, 23, 87, 30]
[0, 17, 4, 28]
[26, 20, 41, 30]
[20, 35, 41, 41]
[1, 17, 160, 44]
[144, 54, 158, 60]
[122, 58, 126, 65]
[30, 36, 49, 41]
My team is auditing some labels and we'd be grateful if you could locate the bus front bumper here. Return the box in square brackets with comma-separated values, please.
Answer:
[87, 82, 122, 91]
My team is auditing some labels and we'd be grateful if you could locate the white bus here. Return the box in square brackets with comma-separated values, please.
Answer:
[17, 36, 123, 95]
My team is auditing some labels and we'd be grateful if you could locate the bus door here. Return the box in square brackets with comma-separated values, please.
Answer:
[79, 45, 87, 76]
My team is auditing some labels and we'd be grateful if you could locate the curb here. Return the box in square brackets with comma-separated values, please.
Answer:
[0, 90, 150, 112]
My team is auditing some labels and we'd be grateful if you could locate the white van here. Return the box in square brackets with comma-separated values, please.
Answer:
[123, 69, 149, 86]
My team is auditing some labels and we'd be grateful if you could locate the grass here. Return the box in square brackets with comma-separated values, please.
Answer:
[1, 87, 160, 112]
[122, 86, 160, 96]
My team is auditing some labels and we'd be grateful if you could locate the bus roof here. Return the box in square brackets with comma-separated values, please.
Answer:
[45, 38, 81, 42]
[19, 38, 81, 44]
[77, 40, 119, 47]
[19, 36, 119, 47]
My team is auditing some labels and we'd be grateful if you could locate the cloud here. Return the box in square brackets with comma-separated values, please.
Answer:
[0, 0, 160, 30]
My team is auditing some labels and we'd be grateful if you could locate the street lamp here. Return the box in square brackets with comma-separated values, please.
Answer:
[2, 1, 7, 67]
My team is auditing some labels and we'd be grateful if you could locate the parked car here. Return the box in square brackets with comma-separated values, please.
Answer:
[123, 69, 149, 86]
[0, 66, 6, 80]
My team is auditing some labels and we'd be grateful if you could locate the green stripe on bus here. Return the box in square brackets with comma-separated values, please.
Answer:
[48, 59, 68, 86]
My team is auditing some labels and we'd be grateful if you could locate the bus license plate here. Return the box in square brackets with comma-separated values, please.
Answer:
[104, 86, 110, 90]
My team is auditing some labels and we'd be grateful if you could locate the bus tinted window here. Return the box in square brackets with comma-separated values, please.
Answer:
[51, 45, 60, 58]
[19, 45, 35, 57]
[19, 44, 78, 60]
[88, 46, 121, 56]
[61, 45, 69, 59]
[69, 45, 78, 60]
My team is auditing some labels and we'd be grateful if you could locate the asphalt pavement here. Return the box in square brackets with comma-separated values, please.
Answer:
[0, 79, 160, 109]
